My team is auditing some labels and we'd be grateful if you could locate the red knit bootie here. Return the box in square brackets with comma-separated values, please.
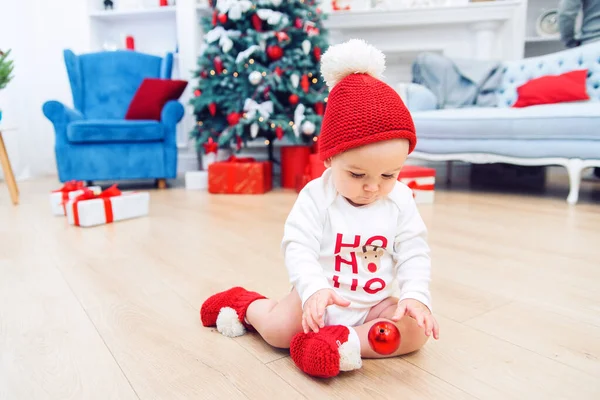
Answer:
[200, 287, 266, 337]
[290, 325, 362, 378]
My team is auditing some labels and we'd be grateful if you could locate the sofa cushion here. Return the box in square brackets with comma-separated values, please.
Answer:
[67, 120, 165, 143]
[513, 69, 590, 108]
[125, 78, 188, 121]
[412, 102, 600, 141]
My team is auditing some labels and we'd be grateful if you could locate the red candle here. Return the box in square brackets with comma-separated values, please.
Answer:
[125, 35, 135, 50]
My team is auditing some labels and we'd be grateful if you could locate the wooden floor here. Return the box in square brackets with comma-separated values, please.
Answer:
[1, 175, 600, 399]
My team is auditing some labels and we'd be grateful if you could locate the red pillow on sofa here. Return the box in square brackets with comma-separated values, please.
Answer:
[512, 69, 590, 108]
[125, 78, 188, 120]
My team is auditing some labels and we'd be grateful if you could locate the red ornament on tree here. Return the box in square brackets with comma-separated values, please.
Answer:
[218, 13, 228, 24]
[289, 94, 299, 105]
[212, 10, 218, 26]
[194, 89, 202, 97]
[214, 56, 224, 74]
[251, 14, 263, 31]
[275, 126, 284, 140]
[274, 66, 283, 77]
[227, 112, 241, 126]
[267, 45, 284, 61]
[314, 46, 321, 62]
[159, 0, 168, 6]
[201, 71, 208, 78]
[301, 74, 309, 93]
[367, 321, 401, 355]
[314, 102, 324, 115]
[294, 17, 303, 29]
[275, 31, 290, 42]
[236, 135, 243, 150]
[203, 137, 218, 154]
[208, 103, 217, 116]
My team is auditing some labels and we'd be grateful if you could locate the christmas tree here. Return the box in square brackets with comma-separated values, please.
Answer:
[190, 0, 329, 161]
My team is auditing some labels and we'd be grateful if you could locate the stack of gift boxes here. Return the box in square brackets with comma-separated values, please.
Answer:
[50, 181, 150, 227]
[184, 141, 436, 202]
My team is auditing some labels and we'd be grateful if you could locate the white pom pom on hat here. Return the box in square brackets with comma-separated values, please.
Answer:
[320, 39, 386, 89]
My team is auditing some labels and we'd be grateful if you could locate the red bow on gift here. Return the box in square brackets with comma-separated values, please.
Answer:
[203, 137, 218, 154]
[406, 180, 434, 198]
[70, 184, 122, 226]
[225, 155, 256, 163]
[52, 180, 86, 202]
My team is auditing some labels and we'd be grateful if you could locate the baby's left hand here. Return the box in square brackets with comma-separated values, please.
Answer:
[392, 298, 440, 340]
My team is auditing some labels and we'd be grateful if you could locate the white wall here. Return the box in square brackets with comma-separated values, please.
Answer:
[0, 0, 90, 181]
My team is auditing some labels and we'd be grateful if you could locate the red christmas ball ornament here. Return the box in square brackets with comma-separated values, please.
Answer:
[267, 45, 284, 61]
[227, 112, 240, 126]
[218, 13, 228, 24]
[275, 31, 290, 42]
[213, 56, 224, 74]
[274, 66, 283, 77]
[251, 14, 263, 31]
[314, 102, 324, 115]
[201, 70, 208, 78]
[314, 46, 321, 62]
[301, 74, 309, 93]
[294, 17, 303, 29]
[208, 103, 217, 116]
[194, 89, 202, 97]
[367, 321, 401, 355]
[275, 126, 284, 140]
[289, 94, 299, 105]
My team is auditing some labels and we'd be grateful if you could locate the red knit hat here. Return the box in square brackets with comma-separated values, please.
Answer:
[318, 39, 416, 161]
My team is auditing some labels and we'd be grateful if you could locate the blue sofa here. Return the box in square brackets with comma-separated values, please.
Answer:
[43, 49, 184, 187]
[406, 41, 600, 204]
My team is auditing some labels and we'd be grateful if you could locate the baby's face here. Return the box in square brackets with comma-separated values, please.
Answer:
[325, 139, 410, 207]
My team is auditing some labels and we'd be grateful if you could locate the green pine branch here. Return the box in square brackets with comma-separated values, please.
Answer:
[0, 49, 15, 90]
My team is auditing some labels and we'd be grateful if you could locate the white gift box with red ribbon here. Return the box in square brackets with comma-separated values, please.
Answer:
[398, 166, 435, 204]
[50, 181, 101, 216]
[65, 185, 150, 227]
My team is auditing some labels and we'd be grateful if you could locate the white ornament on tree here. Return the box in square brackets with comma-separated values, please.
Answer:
[302, 40, 311, 55]
[249, 71, 263, 85]
[250, 123, 259, 138]
[221, 37, 233, 53]
[217, 0, 252, 21]
[290, 74, 299, 88]
[302, 121, 316, 135]
[293, 104, 306, 138]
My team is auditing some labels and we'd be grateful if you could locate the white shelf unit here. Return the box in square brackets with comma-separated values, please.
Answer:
[89, 5, 177, 21]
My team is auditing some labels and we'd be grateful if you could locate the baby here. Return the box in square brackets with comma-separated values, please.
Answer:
[200, 39, 439, 378]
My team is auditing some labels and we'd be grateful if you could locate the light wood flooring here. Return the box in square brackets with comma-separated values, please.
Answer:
[1, 174, 600, 399]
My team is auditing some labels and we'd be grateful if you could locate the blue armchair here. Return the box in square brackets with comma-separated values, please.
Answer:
[43, 49, 184, 187]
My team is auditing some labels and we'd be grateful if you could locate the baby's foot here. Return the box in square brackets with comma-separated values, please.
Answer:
[290, 325, 362, 378]
[200, 287, 266, 337]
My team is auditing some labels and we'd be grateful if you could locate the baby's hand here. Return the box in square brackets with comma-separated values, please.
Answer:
[302, 289, 350, 333]
[392, 298, 440, 340]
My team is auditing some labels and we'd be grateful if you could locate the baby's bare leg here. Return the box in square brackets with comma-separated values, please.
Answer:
[246, 288, 303, 349]
[353, 297, 429, 359]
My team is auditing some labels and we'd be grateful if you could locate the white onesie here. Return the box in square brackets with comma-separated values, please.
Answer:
[281, 168, 432, 326]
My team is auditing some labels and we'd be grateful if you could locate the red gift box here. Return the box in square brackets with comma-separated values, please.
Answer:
[398, 165, 436, 203]
[208, 156, 272, 194]
[281, 145, 311, 189]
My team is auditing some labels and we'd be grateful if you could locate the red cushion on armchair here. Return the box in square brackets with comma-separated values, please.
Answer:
[512, 69, 590, 108]
[125, 78, 188, 120]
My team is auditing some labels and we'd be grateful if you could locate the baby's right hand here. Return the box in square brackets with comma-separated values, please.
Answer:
[302, 289, 351, 333]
